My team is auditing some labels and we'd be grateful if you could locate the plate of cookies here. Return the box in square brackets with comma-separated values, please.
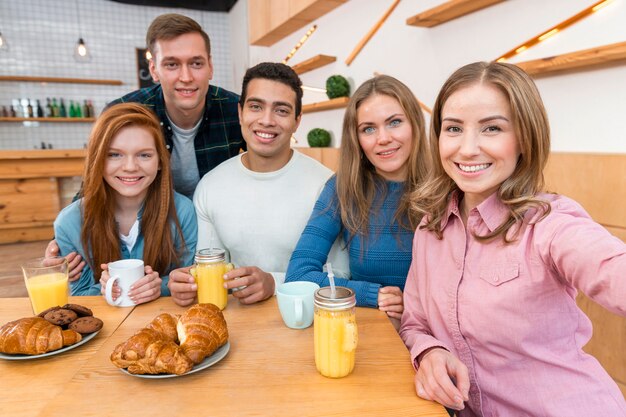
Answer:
[0, 304, 104, 360]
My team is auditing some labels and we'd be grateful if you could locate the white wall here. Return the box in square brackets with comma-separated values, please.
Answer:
[0, 0, 233, 150]
[241, 0, 626, 153]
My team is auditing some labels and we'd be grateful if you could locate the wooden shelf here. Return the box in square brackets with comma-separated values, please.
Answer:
[0, 76, 123, 85]
[0, 117, 95, 123]
[249, 0, 348, 46]
[302, 96, 349, 114]
[514, 41, 626, 77]
[291, 54, 337, 75]
[407, 0, 503, 28]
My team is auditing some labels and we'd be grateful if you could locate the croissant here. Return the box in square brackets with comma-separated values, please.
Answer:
[0, 317, 82, 355]
[146, 313, 179, 343]
[178, 303, 228, 364]
[110, 328, 193, 375]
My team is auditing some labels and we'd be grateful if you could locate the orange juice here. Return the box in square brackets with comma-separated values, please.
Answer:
[313, 287, 358, 378]
[193, 262, 232, 310]
[25, 272, 69, 315]
[314, 308, 358, 378]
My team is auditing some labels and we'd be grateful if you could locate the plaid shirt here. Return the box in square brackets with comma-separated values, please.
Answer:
[109, 83, 245, 178]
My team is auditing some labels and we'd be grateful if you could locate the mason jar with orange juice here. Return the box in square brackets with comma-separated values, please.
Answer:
[314, 286, 358, 378]
[191, 248, 233, 310]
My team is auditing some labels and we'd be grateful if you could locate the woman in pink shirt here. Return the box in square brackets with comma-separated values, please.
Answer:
[400, 61, 626, 416]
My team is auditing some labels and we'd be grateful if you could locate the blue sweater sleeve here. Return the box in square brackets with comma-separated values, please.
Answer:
[286, 177, 381, 308]
[160, 193, 198, 296]
[53, 201, 101, 296]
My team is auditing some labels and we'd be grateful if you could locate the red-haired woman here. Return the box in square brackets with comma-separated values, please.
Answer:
[53, 103, 197, 304]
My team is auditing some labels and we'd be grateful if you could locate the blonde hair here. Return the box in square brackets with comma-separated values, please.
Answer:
[81, 103, 185, 281]
[336, 75, 430, 237]
[411, 61, 551, 242]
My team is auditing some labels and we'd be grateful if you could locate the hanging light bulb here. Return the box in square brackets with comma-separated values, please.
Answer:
[73, 0, 91, 62]
[0, 31, 8, 51]
[74, 37, 91, 61]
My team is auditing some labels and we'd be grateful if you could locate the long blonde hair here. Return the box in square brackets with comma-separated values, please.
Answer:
[336, 75, 430, 237]
[81, 103, 185, 281]
[411, 61, 551, 242]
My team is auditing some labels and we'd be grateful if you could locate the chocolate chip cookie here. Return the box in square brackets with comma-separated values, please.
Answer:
[44, 308, 77, 326]
[69, 316, 103, 334]
[62, 303, 93, 317]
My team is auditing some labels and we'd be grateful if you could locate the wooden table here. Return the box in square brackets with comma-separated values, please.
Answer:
[0, 296, 133, 417]
[3, 296, 447, 417]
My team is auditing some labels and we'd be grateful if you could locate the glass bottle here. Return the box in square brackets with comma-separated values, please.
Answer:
[82, 100, 90, 118]
[313, 286, 358, 378]
[51, 98, 59, 117]
[191, 248, 233, 310]
[59, 98, 67, 117]
[36, 99, 44, 117]
[46, 98, 53, 117]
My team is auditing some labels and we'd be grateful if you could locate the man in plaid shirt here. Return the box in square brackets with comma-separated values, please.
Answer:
[109, 13, 245, 198]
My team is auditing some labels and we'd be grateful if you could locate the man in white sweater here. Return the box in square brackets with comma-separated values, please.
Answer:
[168, 62, 347, 306]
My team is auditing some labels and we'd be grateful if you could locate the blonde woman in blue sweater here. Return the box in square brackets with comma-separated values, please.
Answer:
[286, 75, 430, 328]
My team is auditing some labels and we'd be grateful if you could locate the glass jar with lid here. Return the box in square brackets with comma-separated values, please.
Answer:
[191, 248, 233, 310]
[313, 286, 358, 378]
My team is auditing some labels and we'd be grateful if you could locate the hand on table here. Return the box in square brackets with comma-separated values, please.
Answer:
[224, 266, 275, 305]
[45, 239, 85, 282]
[168, 266, 198, 306]
[415, 348, 469, 411]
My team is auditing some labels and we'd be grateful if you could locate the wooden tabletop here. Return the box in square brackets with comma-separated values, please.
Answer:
[4, 296, 446, 417]
[0, 296, 133, 417]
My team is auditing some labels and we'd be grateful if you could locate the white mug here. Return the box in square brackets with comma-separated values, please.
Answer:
[105, 259, 144, 307]
[276, 281, 320, 329]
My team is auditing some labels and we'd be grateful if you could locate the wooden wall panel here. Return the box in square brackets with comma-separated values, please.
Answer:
[0, 179, 59, 224]
[545, 152, 625, 398]
[296, 147, 339, 171]
[544, 153, 626, 228]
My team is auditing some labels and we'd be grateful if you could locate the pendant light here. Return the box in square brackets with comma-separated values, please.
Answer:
[73, 0, 91, 62]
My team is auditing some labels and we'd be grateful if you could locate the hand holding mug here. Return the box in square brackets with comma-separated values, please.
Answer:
[103, 259, 147, 307]
[128, 265, 162, 304]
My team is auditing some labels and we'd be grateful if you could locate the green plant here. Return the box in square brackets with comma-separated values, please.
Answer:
[307, 128, 331, 147]
[325, 75, 350, 99]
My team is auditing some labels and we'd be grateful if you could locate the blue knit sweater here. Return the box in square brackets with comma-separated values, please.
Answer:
[285, 176, 413, 307]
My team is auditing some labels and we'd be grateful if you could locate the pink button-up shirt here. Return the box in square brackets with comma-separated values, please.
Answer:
[400, 192, 626, 417]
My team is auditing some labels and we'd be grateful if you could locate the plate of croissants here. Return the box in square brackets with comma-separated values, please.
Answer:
[0, 304, 104, 360]
[110, 303, 229, 377]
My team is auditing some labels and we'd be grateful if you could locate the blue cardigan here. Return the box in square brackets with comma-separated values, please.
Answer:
[285, 176, 413, 307]
[54, 192, 197, 296]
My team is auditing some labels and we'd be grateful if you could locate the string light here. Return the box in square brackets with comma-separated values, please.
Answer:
[282, 25, 317, 64]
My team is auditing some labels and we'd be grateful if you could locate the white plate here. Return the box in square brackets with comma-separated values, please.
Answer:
[0, 330, 100, 360]
[120, 341, 230, 379]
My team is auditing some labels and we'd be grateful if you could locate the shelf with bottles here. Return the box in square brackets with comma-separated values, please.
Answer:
[1, 97, 96, 121]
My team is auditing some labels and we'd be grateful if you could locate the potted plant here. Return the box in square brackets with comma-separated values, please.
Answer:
[307, 128, 332, 147]
[325, 75, 350, 99]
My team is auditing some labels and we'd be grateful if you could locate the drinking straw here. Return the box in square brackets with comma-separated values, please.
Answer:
[327, 262, 336, 298]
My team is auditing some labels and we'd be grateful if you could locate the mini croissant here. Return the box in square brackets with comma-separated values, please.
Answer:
[0, 317, 82, 355]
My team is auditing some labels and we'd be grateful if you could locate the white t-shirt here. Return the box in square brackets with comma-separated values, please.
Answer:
[168, 116, 201, 199]
[193, 151, 349, 289]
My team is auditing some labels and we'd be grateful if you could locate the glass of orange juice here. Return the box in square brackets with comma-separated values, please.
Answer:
[191, 248, 234, 310]
[21, 257, 69, 315]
